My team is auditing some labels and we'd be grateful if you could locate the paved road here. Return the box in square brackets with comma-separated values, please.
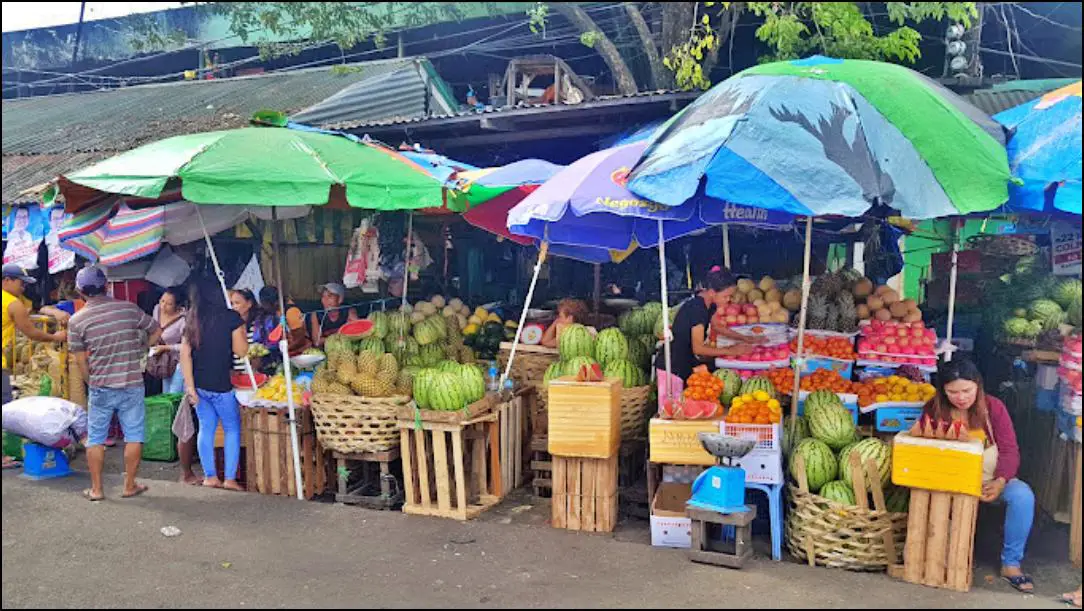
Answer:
[1, 470, 1075, 609]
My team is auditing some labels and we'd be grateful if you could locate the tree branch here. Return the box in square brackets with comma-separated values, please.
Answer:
[552, 2, 640, 94]
[623, 2, 668, 89]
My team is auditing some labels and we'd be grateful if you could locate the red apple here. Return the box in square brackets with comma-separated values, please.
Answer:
[899, 337, 912, 348]
[726, 305, 741, 316]
[737, 315, 748, 325]
[726, 315, 739, 324]
[875, 344, 888, 353]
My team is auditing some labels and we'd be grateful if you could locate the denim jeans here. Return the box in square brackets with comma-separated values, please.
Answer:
[195, 389, 241, 480]
[164, 364, 185, 395]
[87, 386, 145, 446]
[998, 478, 1035, 568]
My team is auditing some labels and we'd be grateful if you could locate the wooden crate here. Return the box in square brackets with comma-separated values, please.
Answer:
[242, 406, 327, 500]
[648, 418, 721, 466]
[548, 377, 621, 459]
[1034, 427, 1080, 524]
[530, 436, 553, 497]
[497, 390, 528, 493]
[533, 439, 644, 499]
[333, 449, 403, 510]
[1072, 443, 1082, 568]
[398, 412, 503, 521]
[551, 454, 618, 533]
[899, 489, 979, 592]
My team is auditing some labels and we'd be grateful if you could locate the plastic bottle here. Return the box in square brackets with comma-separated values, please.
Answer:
[487, 361, 500, 392]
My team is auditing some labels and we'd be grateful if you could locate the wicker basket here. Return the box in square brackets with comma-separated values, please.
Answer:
[498, 348, 560, 388]
[310, 394, 411, 454]
[786, 485, 907, 571]
[620, 385, 653, 440]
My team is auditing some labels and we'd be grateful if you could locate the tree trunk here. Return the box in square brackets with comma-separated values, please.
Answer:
[552, 2, 639, 94]
[702, 5, 741, 81]
[623, 2, 668, 90]
[661, 2, 696, 56]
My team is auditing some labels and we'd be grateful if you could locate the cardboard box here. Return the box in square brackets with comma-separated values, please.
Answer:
[651, 482, 693, 548]
[734, 449, 783, 485]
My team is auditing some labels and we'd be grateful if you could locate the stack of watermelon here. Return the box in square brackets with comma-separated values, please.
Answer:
[545, 324, 652, 390]
[786, 391, 904, 512]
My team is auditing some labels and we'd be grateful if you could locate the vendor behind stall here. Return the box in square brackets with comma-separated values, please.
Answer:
[654, 267, 762, 404]
[923, 358, 1035, 594]
[540, 298, 592, 348]
[308, 282, 358, 348]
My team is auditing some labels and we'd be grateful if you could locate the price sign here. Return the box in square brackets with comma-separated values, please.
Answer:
[1051, 221, 1082, 276]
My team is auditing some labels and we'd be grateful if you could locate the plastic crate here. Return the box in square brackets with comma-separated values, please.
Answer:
[875, 406, 923, 432]
[733, 449, 783, 484]
[796, 355, 854, 380]
[720, 422, 781, 454]
[142, 393, 183, 462]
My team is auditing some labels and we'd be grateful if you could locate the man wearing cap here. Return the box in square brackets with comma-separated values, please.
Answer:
[68, 267, 160, 501]
[3, 265, 68, 468]
[308, 282, 357, 348]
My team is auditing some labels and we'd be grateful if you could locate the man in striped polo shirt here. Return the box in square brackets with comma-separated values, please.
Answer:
[69, 267, 160, 501]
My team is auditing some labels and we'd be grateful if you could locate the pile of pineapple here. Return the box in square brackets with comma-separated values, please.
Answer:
[312, 350, 408, 398]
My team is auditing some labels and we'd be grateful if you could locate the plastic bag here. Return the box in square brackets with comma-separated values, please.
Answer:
[1, 396, 88, 449]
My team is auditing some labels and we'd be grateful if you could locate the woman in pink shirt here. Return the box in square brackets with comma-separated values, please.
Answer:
[922, 358, 1035, 594]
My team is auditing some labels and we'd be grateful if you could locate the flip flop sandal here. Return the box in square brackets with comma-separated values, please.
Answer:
[2, 460, 21, 470]
[1004, 575, 1034, 593]
[82, 489, 104, 502]
[121, 484, 149, 499]
[1058, 593, 1082, 608]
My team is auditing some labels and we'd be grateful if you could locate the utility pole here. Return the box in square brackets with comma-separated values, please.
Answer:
[70, 1, 87, 92]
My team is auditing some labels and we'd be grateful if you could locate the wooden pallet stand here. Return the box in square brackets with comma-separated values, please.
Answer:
[497, 389, 528, 493]
[333, 449, 403, 510]
[530, 436, 552, 497]
[1071, 442, 1081, 568]
[896, 489, 979, 592]
[551, 453, 618, 533]
[533, 439, 644, 499]
[243, 406, 327, 499]
[687, 505, 757, 569]
[398, 411, 503, 521]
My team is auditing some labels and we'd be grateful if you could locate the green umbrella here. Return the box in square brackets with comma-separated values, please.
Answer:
[59, 125, 445, 213]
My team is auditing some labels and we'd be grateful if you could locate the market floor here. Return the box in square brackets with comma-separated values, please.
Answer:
[2, 469, 1078, 609]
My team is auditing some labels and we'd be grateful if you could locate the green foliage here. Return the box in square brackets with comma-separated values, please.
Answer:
[526, 2, 549, 35]
[745, 2, 977, 63]
[579, 31, 601, 49]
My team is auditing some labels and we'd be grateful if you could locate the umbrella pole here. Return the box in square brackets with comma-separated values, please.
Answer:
[593, 264, 601, 315]
[944, 221, 960, 363]
[402, 212, 414, 310]
[271, 208, 305, 500]
[722, 225, 732, 270]
[196, 208, 260, 391]
[500, 242, 548, 388]
[790, 217, 814, 419]
[658, 220, 673, 403]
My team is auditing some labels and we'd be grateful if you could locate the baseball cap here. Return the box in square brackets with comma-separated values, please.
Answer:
[1, 264, 36, 284]
[76, 266, 108, 292]
[319, 282, 346, 298]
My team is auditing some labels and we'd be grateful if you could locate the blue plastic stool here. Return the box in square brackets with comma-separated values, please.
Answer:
[746, 482, 784, 561]
[20, 443, 72, 480]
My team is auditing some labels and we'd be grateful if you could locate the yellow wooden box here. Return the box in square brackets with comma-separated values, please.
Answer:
[648, 419, 722, 466]
[547, 376, 621, 458]
[891, 433, 984, 497]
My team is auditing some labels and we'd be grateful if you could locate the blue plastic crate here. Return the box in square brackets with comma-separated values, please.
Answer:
[797, 356, 855, 380]
[875, 406, 923, 432]
[20, 443, 72, 480]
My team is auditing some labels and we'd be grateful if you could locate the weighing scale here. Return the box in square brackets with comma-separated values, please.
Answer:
[687, 433, 756, 515]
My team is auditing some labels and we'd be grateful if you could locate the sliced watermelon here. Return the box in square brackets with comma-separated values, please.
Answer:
[339, 319, 374, 339]
[232, 372, 268, 390]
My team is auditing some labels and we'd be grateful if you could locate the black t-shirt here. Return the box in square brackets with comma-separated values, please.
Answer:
[192, 309, 245, 393]
[654, 296, 715, 381]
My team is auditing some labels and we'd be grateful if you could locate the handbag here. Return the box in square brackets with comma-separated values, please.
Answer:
[146, 316, 184, 379]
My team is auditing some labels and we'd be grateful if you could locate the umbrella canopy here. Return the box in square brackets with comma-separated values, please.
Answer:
[507, 142, 792, 251]
[995, 81, 1081, 215]
[58, 125, 445, 213]
[628, 55, 1011, 220]
[58, 195, 309, 267]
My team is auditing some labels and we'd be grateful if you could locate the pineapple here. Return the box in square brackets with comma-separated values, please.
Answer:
[379, 353, 399, 377]
[357, 352, 380, 376]
[374, 377, 395, 397]
[327, 381, 353, 396]
[350, 375, 382, 397]
[311, 371, 333, 394]
[444, 343, 459, 361]
[807, 294, 830, 330]
[835, 293, 859, 333]
[395, 377, 413, 396]
[336, 359, 358, 384]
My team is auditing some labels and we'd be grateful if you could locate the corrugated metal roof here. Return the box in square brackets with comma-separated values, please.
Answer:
[1, 57, 458, 202]
[965, 79, 1075, 116]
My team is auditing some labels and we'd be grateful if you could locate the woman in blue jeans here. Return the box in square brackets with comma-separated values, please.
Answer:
[923, 359, 1036, 593]
[180, 280, 248, 491]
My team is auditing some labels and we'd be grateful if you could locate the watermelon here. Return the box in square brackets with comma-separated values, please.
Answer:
[338, 319, 374, 339]
[459, 363, 486, 403]
[1054, 278, 1082, 310]
[714, 369, 743, 405]
[1029, 299, 1065, 331]
[543, 360, 566, 384]
[638, 335, 657, 352]
[886, 485, 910, 513]
[838, 437, 892, 487]
[740, 376, 777, 399]
[366, 311, 389, 339]
[438, 360, 462, 374]
[419, 344, 445, 367]
[564, 356, 599, 377]
[558, 324, 595, 360]
[595, 328, 630, 366]
[626, 337, 650, 369]
[618, 311, 637, 336]
[789, 438, 838, 493]
[642, 302, 664, 321]
[604, 359, 645, 388]
[413, 368, 437, 410]
[808, 399, 856, 451]
[359, 337, 385, 355]
[782, 415, 809, 456]
[804, 389, 843, 416]
[428, 371, 467, 411]
[819, 480, 857, 506]
[387, 311, 411, 338]
[1070, 294, 1082, 328]
[413, 316, 444, 345]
